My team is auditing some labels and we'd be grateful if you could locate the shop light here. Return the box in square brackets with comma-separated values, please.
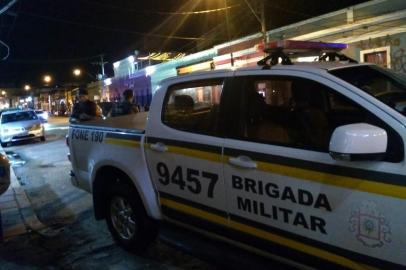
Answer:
[128, 56, 135, 63]
[145, 66, 156, 76]
[104, 78, 112, 86]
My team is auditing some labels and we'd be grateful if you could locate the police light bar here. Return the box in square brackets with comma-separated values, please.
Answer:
[256, 40, 348, 53]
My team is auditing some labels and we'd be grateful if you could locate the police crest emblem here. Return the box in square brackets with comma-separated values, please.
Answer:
[349, 201, 391, 248]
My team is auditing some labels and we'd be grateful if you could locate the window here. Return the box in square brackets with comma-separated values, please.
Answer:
[162, 79, 223, 135]
[360, 46, 390, 68]
[239, 76, 333, 150]
[2, 111, 38, 124]
[232, 76, 403, 161]
[330, 65, 406, 116]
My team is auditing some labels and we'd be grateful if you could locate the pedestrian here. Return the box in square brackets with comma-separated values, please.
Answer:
[69, 87, 102, 123]
[122, 89, 140, 114]
[112, 89, 139, 116]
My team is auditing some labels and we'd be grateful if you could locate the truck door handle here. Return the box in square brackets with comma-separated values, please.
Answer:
[150, 142, 168, 152]
[229, 155, 257, 169]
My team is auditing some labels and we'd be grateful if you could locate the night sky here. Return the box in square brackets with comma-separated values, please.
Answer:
[0, 0, 367, 87]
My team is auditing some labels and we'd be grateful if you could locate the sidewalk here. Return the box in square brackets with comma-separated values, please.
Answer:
[0, 162, 45, 241]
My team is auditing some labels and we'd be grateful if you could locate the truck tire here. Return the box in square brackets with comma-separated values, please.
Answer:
[105, 183, 158, 252]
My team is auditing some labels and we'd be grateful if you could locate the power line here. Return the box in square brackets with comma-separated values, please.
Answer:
[6, 0, 21, 39]
[0, 39, 9, 60]
[20, 11, 205, 41]
[0, 0, 19, 61]
[174, 5, 248, 53]
[0, 0, 18, 16]
[83, 0, 239, 15]
[271, 3, 313, 18]
[6, 54, 102, 63]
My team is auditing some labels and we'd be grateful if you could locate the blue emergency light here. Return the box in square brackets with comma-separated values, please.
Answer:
[257, 40, 348, 53]
[256, 40, 355, 68]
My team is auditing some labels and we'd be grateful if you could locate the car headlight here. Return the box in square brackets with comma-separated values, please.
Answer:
[30, 124, 42, 130]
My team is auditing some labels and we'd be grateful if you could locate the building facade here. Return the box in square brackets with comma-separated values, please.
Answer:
[106, 0, 406, 108]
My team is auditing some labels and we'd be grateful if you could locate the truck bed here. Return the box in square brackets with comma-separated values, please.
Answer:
[70, 112, 148, 134]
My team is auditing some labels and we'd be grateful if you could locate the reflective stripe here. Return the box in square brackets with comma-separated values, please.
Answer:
[255, 160, 406, 200]
[160, 197, 370, 270]
[105, 132, 142, 147]
[148, 137, 406, 199]
[105, 138, 140, 148]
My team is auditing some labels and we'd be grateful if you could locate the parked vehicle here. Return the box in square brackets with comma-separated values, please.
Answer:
[0, 153, 10, 195]
[34, 110, 49, 122]
[0, 110, 45, 147]
[68, 41, 406, 269]
[0, 108, 22, 117]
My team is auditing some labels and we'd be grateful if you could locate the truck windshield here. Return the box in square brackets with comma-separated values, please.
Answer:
[330, 65, 406, 115]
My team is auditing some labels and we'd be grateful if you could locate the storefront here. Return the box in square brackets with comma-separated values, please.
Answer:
[102, 69, 152, 108]
[107, 0, 406, 108]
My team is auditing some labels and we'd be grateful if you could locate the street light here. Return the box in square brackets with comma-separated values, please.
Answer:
[43, 75, 52, 84]
[73, 68, 82, 77]
[73, 68, 96, 81]
[24, 84, 31, 91]
[1, 90, 5, 96]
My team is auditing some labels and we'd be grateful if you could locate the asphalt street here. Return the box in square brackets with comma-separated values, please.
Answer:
[0, 116, 293, 270]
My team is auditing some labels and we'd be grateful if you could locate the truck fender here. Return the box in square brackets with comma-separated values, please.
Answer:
[91, 160, 162, 221]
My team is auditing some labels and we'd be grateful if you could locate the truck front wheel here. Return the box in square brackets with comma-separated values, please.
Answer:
[105, 184, 158, 252]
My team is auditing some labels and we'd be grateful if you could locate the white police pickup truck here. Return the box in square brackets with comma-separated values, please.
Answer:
[68, 41, 406, 269]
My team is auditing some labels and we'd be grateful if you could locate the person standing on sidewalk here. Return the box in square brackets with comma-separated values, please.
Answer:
[69, 87, 102, 123]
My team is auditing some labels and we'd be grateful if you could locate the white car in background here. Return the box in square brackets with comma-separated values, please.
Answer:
[0, 110, 45, 147]
[34, 110, 49, 123]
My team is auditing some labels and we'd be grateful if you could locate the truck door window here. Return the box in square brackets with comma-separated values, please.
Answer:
[233, 76, 403, 161]
[330, 65, 406, 116]
[162, 79, 223, 135]
[238, 76, 332, 150]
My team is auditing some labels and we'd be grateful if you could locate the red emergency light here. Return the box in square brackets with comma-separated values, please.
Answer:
[256, 40, 348, 53]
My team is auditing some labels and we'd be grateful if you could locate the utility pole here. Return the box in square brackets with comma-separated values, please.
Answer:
[244, 0, 267, 43]
[224, 0, 234, 66]
[224, 0, 231, 41]
[100, 54, 106, 78]
[91, 54, 108, 79]
[259, 0, 266, 43]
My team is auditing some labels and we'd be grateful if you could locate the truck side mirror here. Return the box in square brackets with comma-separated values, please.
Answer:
[329, 123, 387, 161]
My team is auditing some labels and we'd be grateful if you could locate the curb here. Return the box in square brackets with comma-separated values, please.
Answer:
[0, 149, 46, 240]
[10, 166, 46, 232]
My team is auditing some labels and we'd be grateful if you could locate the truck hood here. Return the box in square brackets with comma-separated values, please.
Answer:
[1, 119, 42, 129]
